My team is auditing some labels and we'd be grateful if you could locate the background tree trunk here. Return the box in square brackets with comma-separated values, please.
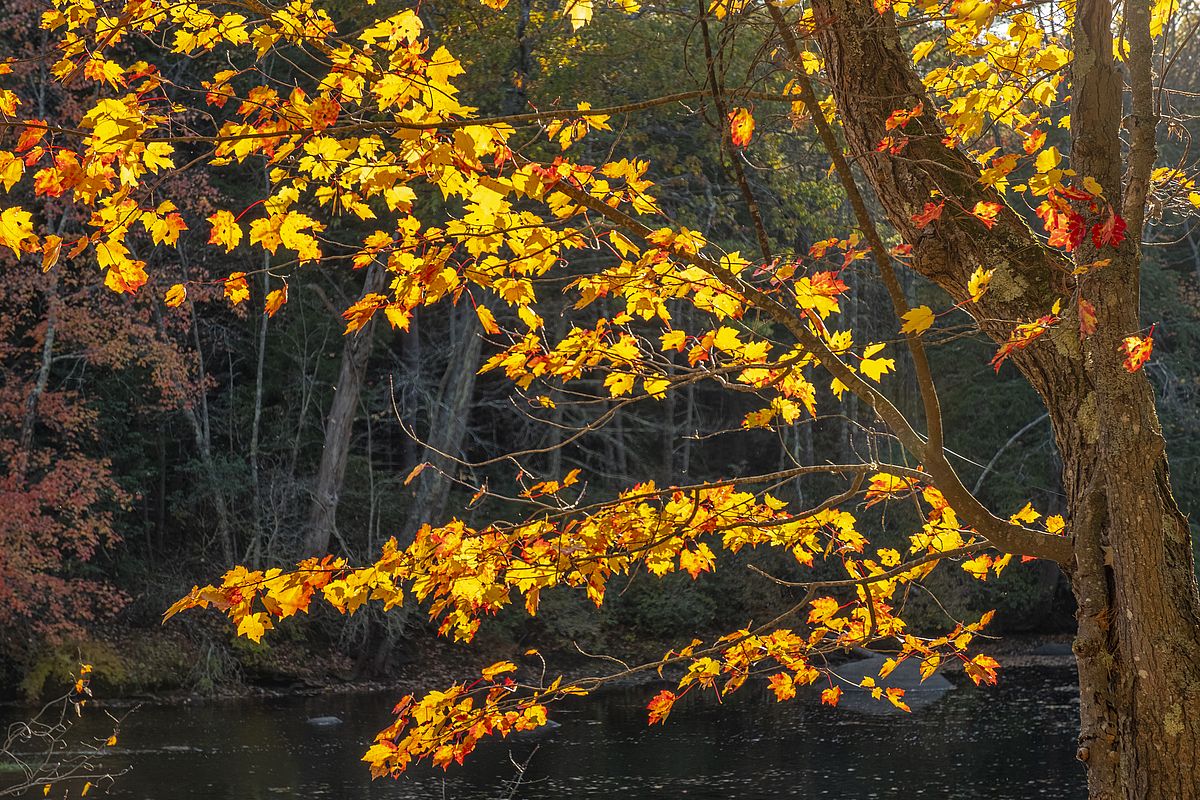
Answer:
[403, 304, 483, 534]
[303, 263, 387, 556]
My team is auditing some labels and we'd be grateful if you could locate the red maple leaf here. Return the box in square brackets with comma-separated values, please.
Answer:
[912, 200, 944, 229]
[1091, 209, 1127, 249]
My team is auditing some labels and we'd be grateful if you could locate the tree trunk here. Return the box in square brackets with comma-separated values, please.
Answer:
[804, 0, 1200, 794]
[1056, 385, 1200, 799]
[660, 360, 676, 485]
[19, 276, 57, 464]
[182, 283, 237, 566]
[404, 304, 483, 534]
[303, 263, 387, 556]
[246, 265, 270, 566]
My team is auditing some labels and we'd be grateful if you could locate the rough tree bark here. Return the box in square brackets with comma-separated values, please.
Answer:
[303, 263, 388, 556]
[804, 0, 1200, 795]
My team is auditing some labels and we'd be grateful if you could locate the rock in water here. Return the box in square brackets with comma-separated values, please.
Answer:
[306, 716, 344, 727]
[509, 719, 562, 741]
[830, 655, 954, 715]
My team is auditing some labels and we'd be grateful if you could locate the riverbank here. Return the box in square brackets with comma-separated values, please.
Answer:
[4, 618, 1078, 712]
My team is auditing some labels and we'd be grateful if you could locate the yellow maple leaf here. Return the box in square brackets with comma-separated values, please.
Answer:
[660, 329, 687, 351]
[265, 285, 288, 317]
[712, 326, 742, 353]
[165, 283, 187, 307]
[967, 267, 994, 302]
[912, 40, 936, 63]
[0, 151, 23, 191]
[1009, 501, 1040, 525]
[566, 0, 593, 30]
[604, 371, 635, 397]
[961, 554, 993, 580]
[236, 612, 272, 643]
[249, 215, 284, 254]
[146, 211, 187, 246]
[279, 211, 323, 261]
[481, 660, 518, 681]
[0, 206, 35, 257]
[475, 304, 500, 334]
[1035, 146, 1062, 173]
[224, 272, 250, 305]
[807, 596, 840, 624]
[208, 210, 243, 252]
[900, 305, 935, 334]
[859, 343, 895, 381]
[643, 375, 670, 398]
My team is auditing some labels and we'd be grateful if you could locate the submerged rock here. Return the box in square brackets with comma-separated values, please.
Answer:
[509, 719, 562, 741]
[830, 655, 954, 715]
[306, 716, 344, 727]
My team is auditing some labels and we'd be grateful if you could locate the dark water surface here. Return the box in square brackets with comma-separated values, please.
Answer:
[59, 665, 1085, 799]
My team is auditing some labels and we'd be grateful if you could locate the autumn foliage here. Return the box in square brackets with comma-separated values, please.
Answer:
[2, 0, 1198, 788]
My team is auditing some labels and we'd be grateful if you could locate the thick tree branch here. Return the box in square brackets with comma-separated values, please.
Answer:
[1122, 0, 1159, 235]
[766, 1, 945, 457]
[539, 161, 1073, 563]
[809, 0, 1070, 333]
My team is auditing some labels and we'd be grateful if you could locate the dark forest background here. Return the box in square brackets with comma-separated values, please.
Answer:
[3, 0, 1199, 701]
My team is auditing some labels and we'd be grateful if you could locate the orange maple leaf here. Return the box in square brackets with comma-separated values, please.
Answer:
[884, 102, 922, 130]
[475, 304, 500, 334]
[964, 654, 1001, 686]
[970, 201, 1002, 229]
[647, 689, 677, 724]
[1078, 298, 1098, 337]
[342, 292, 388, 334]
[991, 305, 1061, 372]
[1121, 326, 1155, 372]
[768, 673, 796, 701]
[728, 107, 754, 147]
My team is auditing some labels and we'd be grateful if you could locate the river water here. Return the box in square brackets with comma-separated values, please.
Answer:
[43, 665, 1085, 799]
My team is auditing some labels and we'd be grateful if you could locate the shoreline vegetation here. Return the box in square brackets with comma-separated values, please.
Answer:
[5, 627, 1078, 712]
